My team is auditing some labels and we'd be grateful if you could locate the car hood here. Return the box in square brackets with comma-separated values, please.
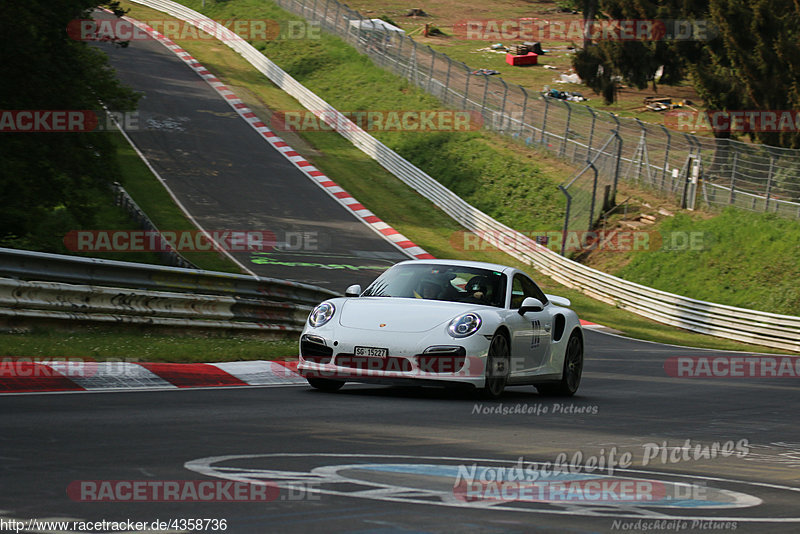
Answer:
[338, 297, 482, 333]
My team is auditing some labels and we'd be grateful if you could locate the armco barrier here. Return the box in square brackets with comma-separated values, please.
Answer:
[123, 1, 800, 351]
[0, 248, 337, 333]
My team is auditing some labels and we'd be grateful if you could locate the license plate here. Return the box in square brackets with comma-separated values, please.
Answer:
[354, 346, 389, 358]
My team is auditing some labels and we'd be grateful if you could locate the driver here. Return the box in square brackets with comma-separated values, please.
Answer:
[462, 276, 489, 303]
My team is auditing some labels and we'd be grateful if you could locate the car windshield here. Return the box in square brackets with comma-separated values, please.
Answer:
[361, 263, 506, 308]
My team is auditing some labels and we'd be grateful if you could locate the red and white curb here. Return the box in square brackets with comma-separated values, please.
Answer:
[580, 319, 621, 335]
[0, 360, 306, 394]
[117, 13, 433, 261]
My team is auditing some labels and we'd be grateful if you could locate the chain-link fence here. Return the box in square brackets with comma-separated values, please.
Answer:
[274, 0, 800, 227]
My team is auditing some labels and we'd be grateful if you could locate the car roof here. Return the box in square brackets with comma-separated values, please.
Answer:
[394, 258, 516, 274]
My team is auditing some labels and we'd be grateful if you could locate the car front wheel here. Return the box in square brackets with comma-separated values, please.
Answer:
[481, 332, 510, 399]
[536, 331, 583, 397]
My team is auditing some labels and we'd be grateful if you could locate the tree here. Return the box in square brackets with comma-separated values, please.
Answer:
[572, 0, 800, 148]
[0, 1, 139, 251]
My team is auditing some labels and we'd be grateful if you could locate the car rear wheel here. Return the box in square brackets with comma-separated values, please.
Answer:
[481, 332, 510, 399]
[536, 331, 582, 396]
[307, 377, 344, 392]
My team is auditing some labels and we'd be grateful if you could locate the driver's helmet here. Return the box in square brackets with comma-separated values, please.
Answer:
[466, 276, 489, 296]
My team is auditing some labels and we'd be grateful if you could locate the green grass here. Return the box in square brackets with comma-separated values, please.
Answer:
[0, 326, 297, 362]
[616, 208, 800, 316]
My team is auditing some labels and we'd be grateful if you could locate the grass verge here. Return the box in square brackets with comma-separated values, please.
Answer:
[0, 326, 296, 362]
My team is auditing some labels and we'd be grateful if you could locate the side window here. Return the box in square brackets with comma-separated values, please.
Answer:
[510, 274, 548, 309]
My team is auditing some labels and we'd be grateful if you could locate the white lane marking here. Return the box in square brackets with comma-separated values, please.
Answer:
[185, 453, 800, 522]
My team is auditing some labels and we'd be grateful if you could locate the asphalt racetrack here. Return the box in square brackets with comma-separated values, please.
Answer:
[2, 332, 800, 533]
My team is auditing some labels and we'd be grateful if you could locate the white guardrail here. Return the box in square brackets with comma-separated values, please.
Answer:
[125, 0, 800, 352]
[0, 248, 337, 334]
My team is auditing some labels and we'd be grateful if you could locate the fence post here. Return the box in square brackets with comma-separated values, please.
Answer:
[612, 129, 622, 205]
[463, 64, 470, 109]
[765, 155, 775, 212]
[659, 124, 671, 191]
[540, 96, 550, 145]
[588, 163, 599, 230]
[519, 86, 528, 136]
[729, 150, 738, 204]
[499, 78, 508, 132]
[560, 100, 571, 158]
[585, 106, 596, 162]
[333, 1, 341, 38]
[322, 0, 330, 29]
[444, 57, 452, 105]
[558, 185, 572, 256]
[480, 74, 489, 117]
[427, 46, 436, 94]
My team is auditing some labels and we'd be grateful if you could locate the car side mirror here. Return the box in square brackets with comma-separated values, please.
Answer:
[345, 284, 362, 297]
[518, 297, 544, 315]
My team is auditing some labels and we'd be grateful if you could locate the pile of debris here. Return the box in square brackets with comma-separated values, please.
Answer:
[544, 88, 588, 102]
[508, 42, 545, 55]
[643, 97, 696, 112]
[406, 8, 427, 17]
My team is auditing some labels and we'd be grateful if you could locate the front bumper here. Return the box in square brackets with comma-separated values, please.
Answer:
[297, 332, 490, 388]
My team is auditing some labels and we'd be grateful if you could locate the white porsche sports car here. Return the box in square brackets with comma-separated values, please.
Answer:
[298, 259, 583, 398]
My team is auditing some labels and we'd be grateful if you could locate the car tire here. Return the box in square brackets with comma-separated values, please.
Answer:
[481, 332, 510, 399]
[536, 331, 582, 397]
[307, 377, 345, 392]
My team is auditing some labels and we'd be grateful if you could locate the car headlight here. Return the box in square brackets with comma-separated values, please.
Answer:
[308, 302, 335, 327]
[448, 313, 482, 338]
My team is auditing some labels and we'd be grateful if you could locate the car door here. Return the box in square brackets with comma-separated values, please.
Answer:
[506, 273, 551, 376]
